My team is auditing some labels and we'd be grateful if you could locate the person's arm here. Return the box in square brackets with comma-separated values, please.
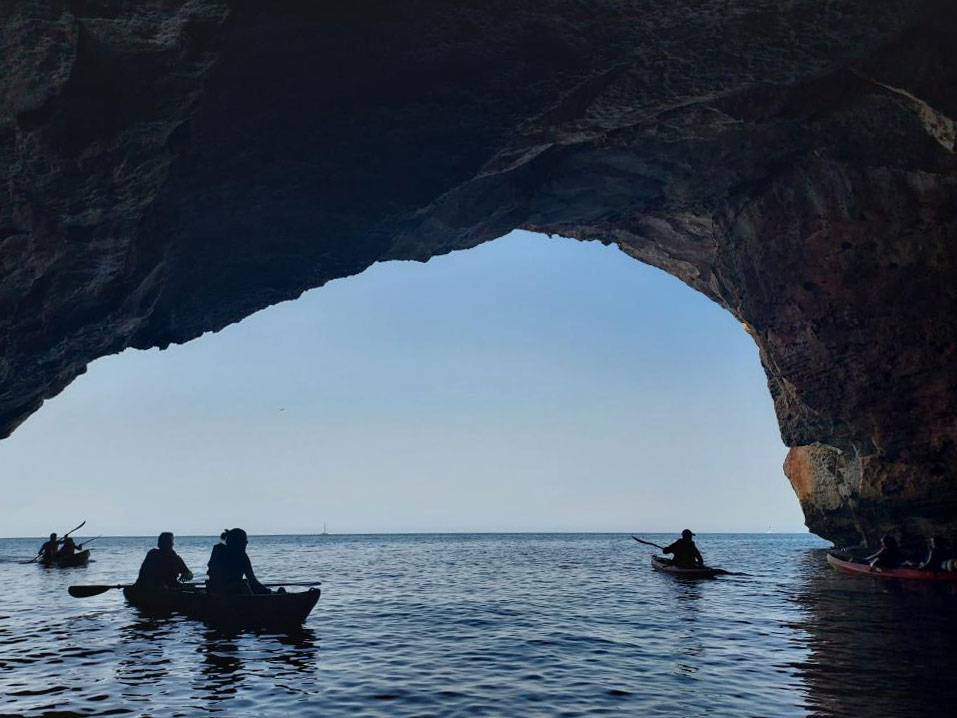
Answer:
[693, 547, 704, 567]
[176, 554, 194, 582]
[661, 541, 677, 555]
[918, 548, 938, 571]
[242, 553, 270, 594]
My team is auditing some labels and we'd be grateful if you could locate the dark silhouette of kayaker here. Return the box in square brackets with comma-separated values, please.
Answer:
[56, 537, 81, 560]
[864, 534, 901, 569]
[136, 532, 194, 589]
[918, 536, 949, 571]
[38, 533, 59, 562]
[207, 528, 270, 595]
[661, 529, 704, 568]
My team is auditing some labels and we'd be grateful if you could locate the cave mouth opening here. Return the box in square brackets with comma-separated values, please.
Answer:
[0, 230, 802, 538]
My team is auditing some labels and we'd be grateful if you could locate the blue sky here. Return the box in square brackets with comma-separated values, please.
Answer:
[0, 230, 806, 536]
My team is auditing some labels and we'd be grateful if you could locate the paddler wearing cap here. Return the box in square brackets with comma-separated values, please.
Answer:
[661, 529, 704, 569]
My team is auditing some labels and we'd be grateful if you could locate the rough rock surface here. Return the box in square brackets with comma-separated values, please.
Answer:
[2, 1, 955, 545]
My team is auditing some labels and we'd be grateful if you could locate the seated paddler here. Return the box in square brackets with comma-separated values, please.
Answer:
[661, 529, 704, 568]
[864, 534, 901, 569]
[918, 536, 950, 571]
[136, 532, 194, 589]
[207, 528, 271, 595]
[38, 533, 59, 562]
[56, 536, 82, 559]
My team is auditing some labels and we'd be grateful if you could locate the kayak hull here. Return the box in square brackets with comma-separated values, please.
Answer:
[651, 555, 720, 578]
[123, 585, 321, 628]
[41, 550, 90, 568]
[826, 551, 957, 581]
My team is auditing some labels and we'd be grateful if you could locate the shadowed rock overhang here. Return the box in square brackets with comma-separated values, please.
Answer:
[2, 0, 956, 544]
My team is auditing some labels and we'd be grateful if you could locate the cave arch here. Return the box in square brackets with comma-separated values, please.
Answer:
[2, 1, 956, 543]
[0, 231, 799, 535]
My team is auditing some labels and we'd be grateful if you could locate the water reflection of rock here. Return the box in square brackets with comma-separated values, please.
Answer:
[794, 548, 957, 718]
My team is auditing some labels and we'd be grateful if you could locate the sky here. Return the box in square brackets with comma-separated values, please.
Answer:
[0, 230, 807, 537]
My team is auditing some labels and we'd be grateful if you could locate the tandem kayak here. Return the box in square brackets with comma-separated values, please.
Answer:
[826, 552, 957, 581]
[122, 585, 321, 628]
[651, 556, 722, 578]
[41, 550, 90, 568]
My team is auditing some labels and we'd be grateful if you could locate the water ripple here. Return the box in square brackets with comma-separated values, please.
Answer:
[3, 533, 953, 717]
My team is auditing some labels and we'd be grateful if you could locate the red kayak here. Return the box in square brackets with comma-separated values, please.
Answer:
[651, 555, 722, 578]
[826, 551, 957, 581]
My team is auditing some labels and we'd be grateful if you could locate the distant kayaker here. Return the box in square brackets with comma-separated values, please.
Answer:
[207, 528, 271, 595]
[56, 537, 82, 560]
[918, 536, 950, 571]
[38, 533, 59, 562]
[864, 534, 901, 569]
[136, 532, 194, 589]
[661, 529, 704, 569]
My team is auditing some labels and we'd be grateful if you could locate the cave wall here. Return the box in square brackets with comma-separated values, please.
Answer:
[2, 0, 955, 544]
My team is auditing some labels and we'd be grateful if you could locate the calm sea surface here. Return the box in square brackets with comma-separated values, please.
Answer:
[1, 533, 955, 717]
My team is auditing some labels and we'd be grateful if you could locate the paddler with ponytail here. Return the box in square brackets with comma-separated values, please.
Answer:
[207, 528, 271, 595]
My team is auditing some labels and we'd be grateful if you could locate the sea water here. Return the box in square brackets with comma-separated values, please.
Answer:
[1, 533, 954, 717]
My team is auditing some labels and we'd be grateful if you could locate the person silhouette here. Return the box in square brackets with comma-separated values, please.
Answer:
[135, 532, 194, 589]
[56, 536, 81, 559]
[661, 529, 704, 568]
[38, 533, 59, 563]
[864, 534, 901, 569]
[206, 528, 270, 595]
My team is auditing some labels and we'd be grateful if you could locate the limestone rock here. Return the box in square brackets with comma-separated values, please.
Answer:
[2, 1, 956, 544]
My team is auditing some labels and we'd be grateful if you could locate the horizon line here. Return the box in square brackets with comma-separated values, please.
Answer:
[1, 530, 816, 540]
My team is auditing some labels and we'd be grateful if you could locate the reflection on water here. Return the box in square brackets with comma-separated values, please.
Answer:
[795, 548, 957, 718]
[200, 630, 245, 705]
[2, 533, 955, 717]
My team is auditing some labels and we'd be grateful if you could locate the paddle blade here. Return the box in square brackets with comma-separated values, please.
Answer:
[68, 584, 121, 598]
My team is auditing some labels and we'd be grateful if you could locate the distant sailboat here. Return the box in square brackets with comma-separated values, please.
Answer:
[320, 523, 328, 536]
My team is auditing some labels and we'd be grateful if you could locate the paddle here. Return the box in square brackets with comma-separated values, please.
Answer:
[77, 535, 102, 549]
[632, 536, 666, 550]
[69, 581, 322, 598]
[631, 535, 746, 576]
[63, 520, 87, 539]
[26, 520, 87, 564]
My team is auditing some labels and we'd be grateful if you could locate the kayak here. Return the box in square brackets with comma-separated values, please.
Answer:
[122, 585, 321, 628]
[826, 551, 957, 581]
[41, 550, 90, 568]
[651, 555, 721, 578]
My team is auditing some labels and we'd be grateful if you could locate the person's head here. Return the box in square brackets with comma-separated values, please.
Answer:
[881, 534, 898, 549]
[63, 537, 75, 548]
[49, 533, 57, 542]
[681, 529, 695, 540]
[224, 528, 248, 550]
[157, 532, 174, 550]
